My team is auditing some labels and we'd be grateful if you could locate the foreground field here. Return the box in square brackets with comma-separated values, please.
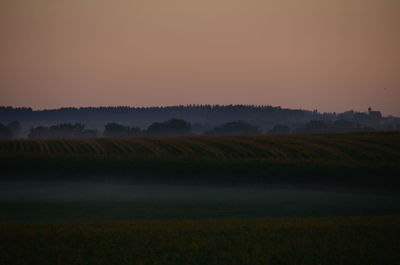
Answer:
[1, 134, 399, 265]
[1, 216, 399, 265]
[1, 182, 400, 222]
[1, 133, 400, 188]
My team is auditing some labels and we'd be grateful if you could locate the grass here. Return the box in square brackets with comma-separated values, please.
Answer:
[0, 216, 399, 265]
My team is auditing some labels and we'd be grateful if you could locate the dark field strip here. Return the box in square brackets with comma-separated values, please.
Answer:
[1, 133, 400, 188]
[1, 132, 400, 160]
[0, 216, 399, 265]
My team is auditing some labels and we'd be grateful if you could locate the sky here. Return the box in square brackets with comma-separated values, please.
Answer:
[0, 0, 399, 115]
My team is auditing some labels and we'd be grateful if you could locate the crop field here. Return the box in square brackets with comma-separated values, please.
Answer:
[1, 133, 400, 160]
[0, 216, 399, 265]
[1, 133, 400, 265]
[1, 133, 400, 188]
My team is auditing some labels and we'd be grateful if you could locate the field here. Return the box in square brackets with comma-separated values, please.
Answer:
[1, 133, 400, 188]
[2, 133, 400, 160]
[1, 216, 400, 265]
[1, 133, 400, 264]
[2, 182, 398, 265]
[1, 182, 400, 222]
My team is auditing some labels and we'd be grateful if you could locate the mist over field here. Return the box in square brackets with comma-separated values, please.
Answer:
[1, 181, 400, 222]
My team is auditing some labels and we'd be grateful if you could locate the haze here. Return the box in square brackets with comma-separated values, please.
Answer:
[0, 0, 399, 115]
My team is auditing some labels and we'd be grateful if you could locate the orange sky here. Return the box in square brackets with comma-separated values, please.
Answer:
[1, 0, 399, 115]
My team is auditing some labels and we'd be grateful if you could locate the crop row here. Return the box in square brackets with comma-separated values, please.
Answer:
[1, 133, 400, 161]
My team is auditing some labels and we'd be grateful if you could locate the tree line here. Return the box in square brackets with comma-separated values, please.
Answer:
[25, 119, 193, 139]
[2, 105, 399, 133]
[2, 117, 399, 140]
[0, 105, 331, 125]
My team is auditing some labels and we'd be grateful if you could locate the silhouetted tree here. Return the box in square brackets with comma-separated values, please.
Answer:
[300, 120, 330, 134]
[0, 123, 12, 139]
[28, 126, 49, 139]
[103, 123, 141, 137]
[145, 119, 192, 136]
[204, 121, 261, 136]
[29, 123, 97, 139]
[7, 121, 22, 138]
[268, 124, 291, 134]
